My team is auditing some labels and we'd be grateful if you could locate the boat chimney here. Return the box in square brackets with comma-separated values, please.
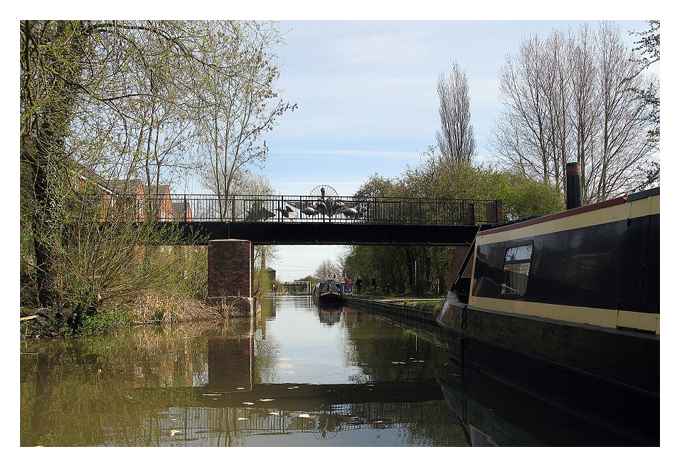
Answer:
[566, 162, 582, 209]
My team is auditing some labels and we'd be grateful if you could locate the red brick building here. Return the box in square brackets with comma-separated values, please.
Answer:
[75, 165, 182, 222]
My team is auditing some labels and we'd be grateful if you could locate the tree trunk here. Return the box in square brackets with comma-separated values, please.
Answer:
[21, 21, 85, 308]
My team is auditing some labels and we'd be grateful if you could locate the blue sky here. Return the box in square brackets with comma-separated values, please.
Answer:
[249, 20, 647, 280]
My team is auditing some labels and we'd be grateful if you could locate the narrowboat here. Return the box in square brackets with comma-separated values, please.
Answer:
[436, 360, 657, 446]
[438, 184, 660, 403]
[313, 279, 344, 305]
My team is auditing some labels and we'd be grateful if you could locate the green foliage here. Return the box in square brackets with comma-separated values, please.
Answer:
[22, 191, 209, 335]
[345, 158, 563, 297]
[355, 174, 402, 198]
[20, 21, 287, 332]
[411, 159, 564, 219]
[79, 308, 132, 336]
[493, 171, 564, 220]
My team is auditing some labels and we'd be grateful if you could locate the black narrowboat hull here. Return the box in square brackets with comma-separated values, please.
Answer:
[438, 292, 659, 395]
[437, 360, 658, 446]
[437, 295, 659, 445]
[438, 292, 659, 394]
[314, 291, 343, 306]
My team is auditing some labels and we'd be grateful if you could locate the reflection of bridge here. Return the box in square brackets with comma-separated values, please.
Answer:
[134, 380, 443, 411]
[139, 399, 458, 446]
[98, 193, 502, 245]
[131, 381, 452, 446]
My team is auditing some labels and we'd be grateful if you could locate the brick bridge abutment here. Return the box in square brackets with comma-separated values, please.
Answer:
[208, 239, 253, 317]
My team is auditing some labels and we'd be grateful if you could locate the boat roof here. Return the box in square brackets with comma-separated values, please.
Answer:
[479, 187, 659, 237]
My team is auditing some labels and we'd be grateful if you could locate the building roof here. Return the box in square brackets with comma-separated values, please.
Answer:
[105, 179, 143, 193]
[143, 184, 171, 196]
[77, 164, 173, 197]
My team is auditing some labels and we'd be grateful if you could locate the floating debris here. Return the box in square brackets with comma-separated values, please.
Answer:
[259, 398, 274, 402]
[237, 417, 248, 421]
[268, 411, 280, 416]
[242, 401, 255, 405]
[391, 361, 406, 365]
[236, 387, 246, 390]
[170, 429, 182, 437]
[287, 386, 299, 390]
[298, 413, 311, 418]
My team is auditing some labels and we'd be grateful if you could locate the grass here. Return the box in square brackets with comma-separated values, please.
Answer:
[80, 308, 133, 336]
[21, 291, 229, 340]
[348, 294, 445, 318]
[126, 292, 228, 325]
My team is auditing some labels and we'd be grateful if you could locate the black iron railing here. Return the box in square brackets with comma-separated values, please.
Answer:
[88, 193, 503, 226]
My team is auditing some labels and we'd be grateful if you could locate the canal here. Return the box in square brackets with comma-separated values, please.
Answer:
[20, 296, 656, 446]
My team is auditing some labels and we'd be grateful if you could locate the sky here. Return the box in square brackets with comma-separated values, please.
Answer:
[243, 21, 647, 281]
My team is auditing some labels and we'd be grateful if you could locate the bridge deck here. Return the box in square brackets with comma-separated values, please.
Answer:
[171, 221, 483, 245]
[93, 193, 501, 244]
[133, 380, 443, 410]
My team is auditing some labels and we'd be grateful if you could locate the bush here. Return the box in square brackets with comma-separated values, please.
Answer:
[79, 308, 132, 336]
[343, 160, 564, 297]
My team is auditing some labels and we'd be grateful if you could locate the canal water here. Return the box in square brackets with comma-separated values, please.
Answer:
[20, 296, 655, 446]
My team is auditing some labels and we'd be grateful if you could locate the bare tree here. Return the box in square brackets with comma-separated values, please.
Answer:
[495, 23, 655, 203]
[632, 20, 659, 150]
[314, 259, 342, 281]
[495, 36, 553, 184]
[630, 20, 660, 190]
[569, 26, 599, 199]
[436, 62, 475, 163]
[193, 22, 295, 220]
[594, 24, 651, 200]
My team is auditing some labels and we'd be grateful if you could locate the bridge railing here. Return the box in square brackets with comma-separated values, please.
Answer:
[89, 194, 503, 226]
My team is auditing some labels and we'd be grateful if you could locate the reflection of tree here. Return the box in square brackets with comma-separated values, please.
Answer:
[254, 337, 279, 384]
[403, 401, 469, 446]
[251, 297, 281, 384]
[21, 306, 469, 446]
[341, 309, 445, 383]
[20, 320, 252, 446]
[339, 308, 468, 445]
[259, 297, 276, 322]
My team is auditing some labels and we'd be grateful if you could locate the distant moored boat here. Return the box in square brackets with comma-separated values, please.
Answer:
[313, 279, 344, 305]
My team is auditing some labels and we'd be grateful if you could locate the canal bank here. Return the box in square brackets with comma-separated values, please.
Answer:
[342, 295, 442, 325]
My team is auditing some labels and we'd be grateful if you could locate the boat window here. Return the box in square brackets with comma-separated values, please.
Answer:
[504, 244, 533, 263]
[502, 243, 533, 297]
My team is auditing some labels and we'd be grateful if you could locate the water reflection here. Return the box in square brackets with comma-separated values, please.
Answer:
[21, 297, 464, 446]
[436, 360, 657, 446]
[20, 296, 657, 446]
[317, 305, 342, 327]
